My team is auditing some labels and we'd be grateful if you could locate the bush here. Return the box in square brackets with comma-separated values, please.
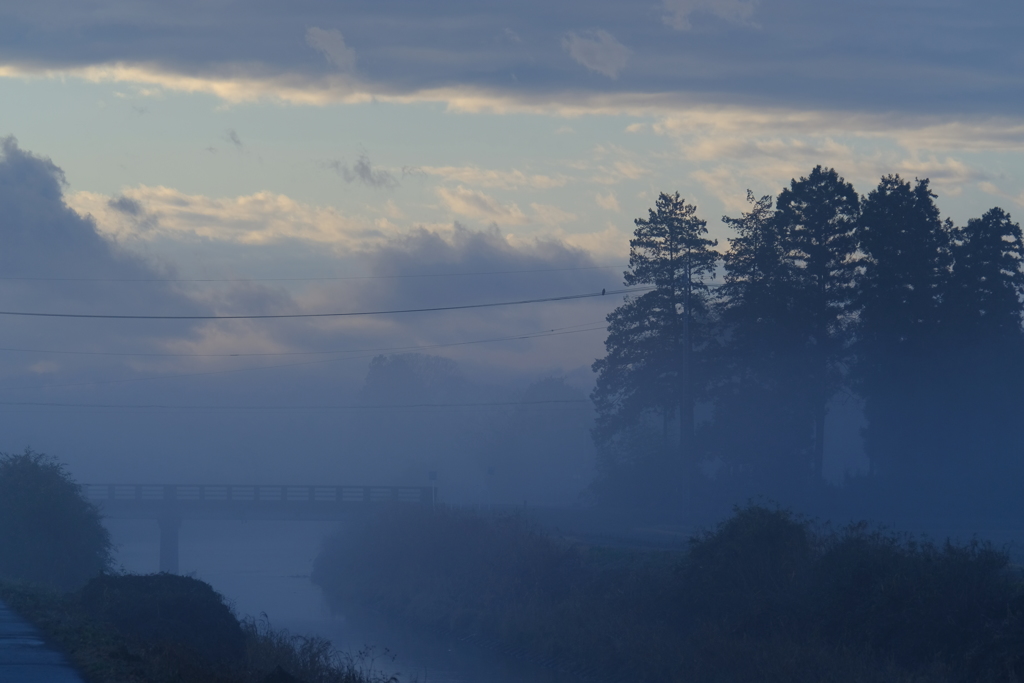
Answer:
[0, 449, 112, 589]
[813, 526, 1024, 676]
[313, 503, 1024, 683]
[681, 505, 812, 631]
[79, 573, 246, 664]
[0, 577, 398, 683]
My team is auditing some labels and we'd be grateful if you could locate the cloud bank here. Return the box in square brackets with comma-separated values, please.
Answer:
[0, 1, 1019, 117]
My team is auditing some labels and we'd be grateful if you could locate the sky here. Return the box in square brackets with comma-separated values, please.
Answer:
[0, 0, 1021, 493]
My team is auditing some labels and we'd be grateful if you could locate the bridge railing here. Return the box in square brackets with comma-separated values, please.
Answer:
[83, 484, 436, 506]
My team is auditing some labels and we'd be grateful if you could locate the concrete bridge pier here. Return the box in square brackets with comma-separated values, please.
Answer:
[158, 516, 180, 574]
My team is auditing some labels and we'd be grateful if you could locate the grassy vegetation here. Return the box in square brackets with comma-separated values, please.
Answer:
[312, 504, 1024, 683]
[0, 573, 399, 683]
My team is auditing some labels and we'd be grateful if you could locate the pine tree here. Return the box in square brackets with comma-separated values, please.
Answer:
[941, 207, 1024, 482]
[773, 166, 860, 479]
[592, 193, 718, 503]
[854, 175, 953, 478]
[946, 207, 1024, 342]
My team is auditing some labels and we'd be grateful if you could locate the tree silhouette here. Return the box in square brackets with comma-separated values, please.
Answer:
[940, 207, 1024, 487]
[773, 166, 860, 479]
[714, 191, 811, 485]
[592, 192, 717, 504]
[854, 175, 952, 479]
[946, 207, 1024, 342]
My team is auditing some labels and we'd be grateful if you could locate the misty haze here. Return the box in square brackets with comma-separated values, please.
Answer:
[1, 2, 1023, 681]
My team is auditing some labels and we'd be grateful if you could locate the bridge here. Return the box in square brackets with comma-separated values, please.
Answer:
[84, 484, 437, 574]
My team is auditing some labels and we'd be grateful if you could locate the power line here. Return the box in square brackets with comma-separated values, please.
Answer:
[0, 264, 628, 284]
[0, 286, 650, 321]
[0, 321, 607, 358]
[0, 398, 593, 411]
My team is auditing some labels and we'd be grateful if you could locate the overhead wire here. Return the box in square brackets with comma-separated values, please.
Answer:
[0, 320, 608, 358]
[0, 264, 629, 284]
[0, 398, 593, 411]
[0, 286, 651, 320]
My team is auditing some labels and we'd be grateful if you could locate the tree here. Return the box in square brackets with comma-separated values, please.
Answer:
[0, 449, 112, 590]
[592, 192, 718, 503]
[713, 169, 859, 487]
[854, 176, 953, 479]
[773, 166, 860, 478]
[940, 207, 1024, 483]
[713, 191, 811, 483]
[946, 207, 1024, 342]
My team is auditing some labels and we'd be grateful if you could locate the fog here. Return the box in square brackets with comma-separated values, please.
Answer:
[0, 0, 1021, 678]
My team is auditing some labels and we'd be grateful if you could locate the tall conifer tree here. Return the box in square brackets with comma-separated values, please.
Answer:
[773, 166, 860, 478]
[714, 192, 810, 481]
[854, 175, 952, 478]
[592, 193, 718, 501]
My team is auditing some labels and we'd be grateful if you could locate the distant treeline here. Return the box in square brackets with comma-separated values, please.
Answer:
[592, 167, 1024, 515]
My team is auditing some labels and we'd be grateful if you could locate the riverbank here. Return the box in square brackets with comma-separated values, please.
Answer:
[313, 504, 1024, 683]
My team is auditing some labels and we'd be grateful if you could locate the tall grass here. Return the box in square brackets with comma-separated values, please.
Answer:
[313, 504, 1024, 683]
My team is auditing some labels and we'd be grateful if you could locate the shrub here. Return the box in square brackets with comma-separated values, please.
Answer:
[0, 577, 400, 683]
[812, 526, 1024, 676]
[79, 573, 246, 664]
[314, 503, 1024, 682]
[680, 505, 812, 632]
[0, 449, 112, 590]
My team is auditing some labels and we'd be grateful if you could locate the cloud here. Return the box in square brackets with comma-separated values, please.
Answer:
[595, 191, 620, 212]
[418, 166, 566, 190]
[436, 186, 528, 224]
[329, 154, 399, 189]
[0, 2, 1020, 118]
[305, 27, 357, 72]
[71, 185, 389, 248]
[0, 136, 212, 387]
[530, 203, 577, 226]
[978, 182, 1024, 208]
[662, 0, 759, 30]
[562, 30, 630, 79]
[0, 138, 623, 491]
[108, 195, 143, 216]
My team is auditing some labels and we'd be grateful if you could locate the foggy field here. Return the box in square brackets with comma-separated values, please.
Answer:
[311, 505, 1024, 683]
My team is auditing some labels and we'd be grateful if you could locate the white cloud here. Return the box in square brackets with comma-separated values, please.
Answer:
[419, 166, 566, 189]
[559, 223, 631, 262]
[530, 203, 577, 226]
[595, 191, 621, 212]
[436, 185, 528, 223]
[662, 0, 759, 30]
[561, 30, 630, 79]
[306, 27, 357, 72]
[4, 60, 1024, 154]
[978, 181, 1024, 208]
[70, 186, 388, 249]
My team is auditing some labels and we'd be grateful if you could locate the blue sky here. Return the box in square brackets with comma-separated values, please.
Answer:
[0, 0, 1021, 487]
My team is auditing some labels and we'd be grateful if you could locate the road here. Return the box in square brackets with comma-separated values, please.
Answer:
[0, 600, 85, 683]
